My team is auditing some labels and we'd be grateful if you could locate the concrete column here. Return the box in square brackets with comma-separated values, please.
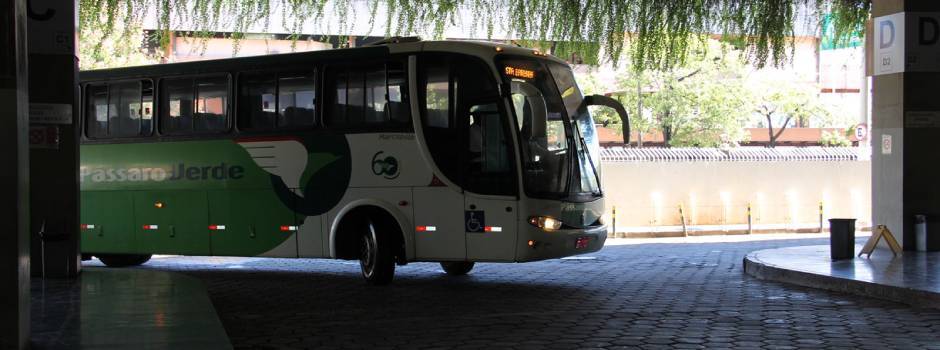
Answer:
[27, 0, 80, 277]
[0, 0, 31, 348]
[871, 0, 940, 250]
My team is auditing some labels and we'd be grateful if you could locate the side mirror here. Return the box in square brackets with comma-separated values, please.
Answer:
[583, 95, 630, 145]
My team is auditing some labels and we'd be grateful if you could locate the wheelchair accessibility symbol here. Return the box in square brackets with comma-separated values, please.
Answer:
[465, 211, 485, 233]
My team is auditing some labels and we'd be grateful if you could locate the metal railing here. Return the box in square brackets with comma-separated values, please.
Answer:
[600, 146, 868, 162]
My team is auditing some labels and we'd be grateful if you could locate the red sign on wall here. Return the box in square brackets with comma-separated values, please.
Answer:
[29, 125, 59, 149]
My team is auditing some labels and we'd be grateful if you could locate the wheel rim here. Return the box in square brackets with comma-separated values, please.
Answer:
[359, 221, 377, 277]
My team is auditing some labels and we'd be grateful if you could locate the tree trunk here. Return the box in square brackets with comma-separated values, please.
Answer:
[662, 111, 673, 147]
[767, 115, 793, 148]
[767, 114, 775, 148]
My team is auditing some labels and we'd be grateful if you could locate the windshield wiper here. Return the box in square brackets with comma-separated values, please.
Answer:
[577, 135, 603, 196]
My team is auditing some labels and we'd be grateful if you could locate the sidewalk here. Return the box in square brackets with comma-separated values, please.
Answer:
[31, 267, 231, 349]
[745, 245, 940, 309]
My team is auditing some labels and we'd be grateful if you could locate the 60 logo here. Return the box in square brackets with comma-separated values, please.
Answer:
[371, 151, 400, 179]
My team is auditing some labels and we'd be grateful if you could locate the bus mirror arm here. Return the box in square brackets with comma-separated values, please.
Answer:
[583, 95, 630, 145]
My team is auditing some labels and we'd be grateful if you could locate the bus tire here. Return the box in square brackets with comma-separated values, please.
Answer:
[96, 254, 152, 267]
[359, 218, 395, 285]
[440, 262, 474, 275]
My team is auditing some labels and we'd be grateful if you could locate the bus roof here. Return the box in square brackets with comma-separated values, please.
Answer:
[80, 39, 570, 82]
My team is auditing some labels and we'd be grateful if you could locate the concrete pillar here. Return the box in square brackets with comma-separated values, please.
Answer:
[871, 0, 940, 250]
[27, 0, 80, 277]
[0, 0, 31, 348]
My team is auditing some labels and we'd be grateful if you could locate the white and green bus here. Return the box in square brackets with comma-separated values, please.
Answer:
[79, 39, 629, 284]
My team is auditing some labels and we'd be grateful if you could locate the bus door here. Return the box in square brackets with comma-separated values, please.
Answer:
[461, 99, 518, 261]
[415, 54, 519, 261]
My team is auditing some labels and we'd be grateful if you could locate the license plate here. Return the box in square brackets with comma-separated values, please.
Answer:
[575, 236, 591, 249]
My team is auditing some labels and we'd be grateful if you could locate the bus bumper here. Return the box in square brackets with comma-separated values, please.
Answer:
[516, 224, 607, 262]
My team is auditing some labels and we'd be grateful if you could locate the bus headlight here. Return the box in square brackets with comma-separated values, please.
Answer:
[528, 216, 563, 231]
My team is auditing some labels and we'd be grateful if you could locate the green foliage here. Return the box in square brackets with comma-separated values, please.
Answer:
[78, 0, 872, 71]
[78, 17, 162, 69]
[751, 78, 831, 147]
[607, 39, 751, 147]
[820, 129, 851, 147]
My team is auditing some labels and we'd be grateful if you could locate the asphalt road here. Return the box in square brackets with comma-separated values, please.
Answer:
[88, 235, 940, 349]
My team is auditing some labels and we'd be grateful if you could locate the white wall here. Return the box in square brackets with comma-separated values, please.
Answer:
[601, 161, 872, 230]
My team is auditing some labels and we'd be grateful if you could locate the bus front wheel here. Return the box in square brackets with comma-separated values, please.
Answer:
[440, 262, 474, 275]
[359, 219, 395, 285]
[96, 254, 152, 267]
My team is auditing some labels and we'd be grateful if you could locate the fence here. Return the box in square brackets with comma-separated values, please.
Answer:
[600, 146, 868, 162]
[600, 147, 872, 235]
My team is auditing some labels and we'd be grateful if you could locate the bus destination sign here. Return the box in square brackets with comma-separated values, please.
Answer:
[504, 66, 535, 79]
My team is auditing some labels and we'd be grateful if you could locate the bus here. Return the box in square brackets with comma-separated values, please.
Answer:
[79, 38, 630, 284]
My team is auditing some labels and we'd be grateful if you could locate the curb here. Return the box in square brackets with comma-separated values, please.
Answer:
[743, 250, 940, 309]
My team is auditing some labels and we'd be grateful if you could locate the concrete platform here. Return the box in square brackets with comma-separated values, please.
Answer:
[745, 245, 940, 309]
[31, 267, 231, 349]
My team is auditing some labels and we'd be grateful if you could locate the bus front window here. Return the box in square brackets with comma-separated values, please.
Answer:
[502, 57, 601, 200]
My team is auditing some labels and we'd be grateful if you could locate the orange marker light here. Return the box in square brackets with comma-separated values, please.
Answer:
[154, 201, 164, 208]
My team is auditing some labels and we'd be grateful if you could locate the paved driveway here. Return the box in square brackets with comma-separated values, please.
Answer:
[90, 235, 940, 349]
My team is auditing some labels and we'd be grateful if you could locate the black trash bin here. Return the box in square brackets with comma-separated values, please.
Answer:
[829, 218, 856, 260]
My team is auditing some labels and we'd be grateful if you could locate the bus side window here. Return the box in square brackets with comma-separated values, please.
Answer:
[108, 82, 141, 137]
[161, 77, 195, 134]
[161, 75, 229, 134]
[364, 65, 387, 124]
[86, 84, 109, 138]
[194, 76, 229, 132]
[277, 72, 316, 127]
[326, 62, 409, 129]
[141, 81, 154, 135]
[85, 81, 150, 139]
[238, 72, 277, 130]
[387, 61, 410, 123]
[419, 62, 461, 186]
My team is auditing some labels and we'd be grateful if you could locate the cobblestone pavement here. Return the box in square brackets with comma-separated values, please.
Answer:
[89, 235, 940, 349]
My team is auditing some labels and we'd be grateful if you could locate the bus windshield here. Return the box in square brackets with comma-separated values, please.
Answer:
[500, 57, 601, 200]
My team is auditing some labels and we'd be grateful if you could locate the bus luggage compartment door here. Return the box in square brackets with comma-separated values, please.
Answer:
[81, 191, 137, 254]
[207, 189, 298, 257]
[413, 187, 466, 260]
[133, 191, 210, 255]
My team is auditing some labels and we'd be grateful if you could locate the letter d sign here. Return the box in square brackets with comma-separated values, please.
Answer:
[920, 17, 939, 45]
[880, 20, 895, 49]
[874, 13, 905, 76]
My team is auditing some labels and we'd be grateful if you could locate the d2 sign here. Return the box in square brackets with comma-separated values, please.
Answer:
[873, 12, 940, 76]
[874, 13, 905, 75]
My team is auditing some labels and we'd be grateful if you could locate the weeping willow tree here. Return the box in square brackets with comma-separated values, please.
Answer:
[78, 0, 870, 70]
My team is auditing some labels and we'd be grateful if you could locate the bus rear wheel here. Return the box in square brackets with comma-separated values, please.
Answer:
[359, 219, 395, 285]
[96, 254, 152, 267]
[440, 262, 474, 275]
